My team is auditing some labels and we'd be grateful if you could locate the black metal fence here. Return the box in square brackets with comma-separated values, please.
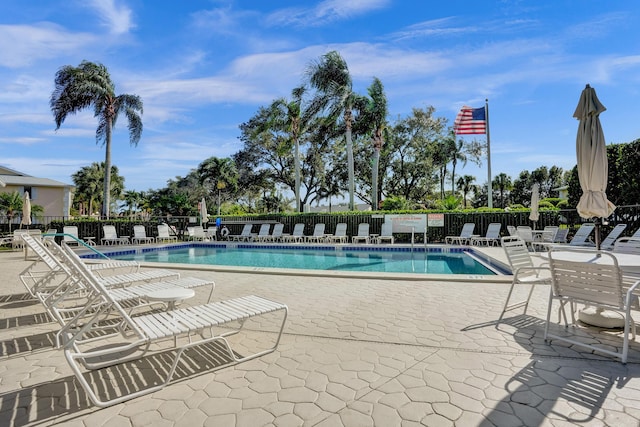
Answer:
[3, 205, 640, 244]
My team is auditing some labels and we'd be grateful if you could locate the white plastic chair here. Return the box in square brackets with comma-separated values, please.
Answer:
[328, 223, 348, 243]
[101, 225, 129, 245]
[156, 224, 178, 243]
[305, 223, 326, 243]
[351, 223, 370, 244]
[132, 225, 154, 244]
[445, 223, 475, 245]
[252, 224, 271, 242]
[57, 247, 287, 407]
[545, 247, 639, 363]
[376, 222, 395, 244]
[282, 223, 305, 243]
[497, 236, 552, 323]
[470, 223, 501, 246]
[229, 224, 254, 241]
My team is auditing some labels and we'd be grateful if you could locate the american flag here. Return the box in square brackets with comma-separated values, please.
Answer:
[454, 106, 486, 135]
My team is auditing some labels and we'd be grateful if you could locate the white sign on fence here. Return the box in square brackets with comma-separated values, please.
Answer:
[385, 214, 427, 233]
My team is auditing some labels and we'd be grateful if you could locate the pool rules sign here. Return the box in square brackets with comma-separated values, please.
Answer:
[427, 213, 444, 227]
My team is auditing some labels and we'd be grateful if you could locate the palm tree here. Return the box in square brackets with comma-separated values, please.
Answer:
[0, 191, 23, 232]
[72, 162, 124, 215]
[267, 86, 309, 212]
[197, 157, 239, 215]
[50, 60, 143, 218]
[359, 77, 388, 209]
[492, 172, 513, 208]
[122, 190, 142, 218]
[306, 51, 360, 210]
[449, 133, 468, 194]
[456, 175, 476, 208]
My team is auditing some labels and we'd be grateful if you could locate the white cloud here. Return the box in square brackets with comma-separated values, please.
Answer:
[0, 23, 96, 68]
[85, 0, 135, 35]
[266, 0, 390, 27]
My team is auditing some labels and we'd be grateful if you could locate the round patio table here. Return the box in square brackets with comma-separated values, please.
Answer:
[145, 288, 195, 310]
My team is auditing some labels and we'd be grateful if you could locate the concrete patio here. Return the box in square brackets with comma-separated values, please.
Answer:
[1, 247, 640, 426]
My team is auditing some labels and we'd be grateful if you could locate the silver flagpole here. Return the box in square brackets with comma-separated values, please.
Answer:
[485, 99, 493, 208]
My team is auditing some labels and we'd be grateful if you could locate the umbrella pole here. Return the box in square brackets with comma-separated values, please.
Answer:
[594, 218, 601, 250]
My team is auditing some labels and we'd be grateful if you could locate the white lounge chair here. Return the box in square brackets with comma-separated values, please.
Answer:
[507, 225, 517, 236]
[470, 223, 501, 246]
[497, 236, 552, 323]
[229, 224, 254, 241]
[328, 223, 348, 243]
[263, 223, 284, 242]
[252, 224, 271, 242]
[568, 223, 595, 246]
[132, 225, 154, 244]
[63, 226, 85, 246]
[58, 252, 287, 407]
[544, 247, 639, 363]
[351, 223, 370, 244]
[11, 229, 41, 250]
[598, 224, 627, 250]
[101, 225, 129, 245]
[156, 224, 178, 243]
[531, 226, 559, 251]
[305, 223, 326, 243]
[281, 223, 305, 243]
[445, 223, 475, 245]
[376, 222, 394, 244]
[191, 225, 208, 241]
[614, 237, 640, 254]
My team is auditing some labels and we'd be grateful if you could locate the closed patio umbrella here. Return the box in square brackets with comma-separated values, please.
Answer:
[21, 191, 32, 228]
[200, 197, 209, 226]
[574, 84, 615, 250]
[529, 183, 539, 228]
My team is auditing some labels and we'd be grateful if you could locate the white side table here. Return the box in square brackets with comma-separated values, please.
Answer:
[145, 288, 195, 310]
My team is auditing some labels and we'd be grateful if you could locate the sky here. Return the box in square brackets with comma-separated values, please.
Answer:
[2, 0, 640, 203]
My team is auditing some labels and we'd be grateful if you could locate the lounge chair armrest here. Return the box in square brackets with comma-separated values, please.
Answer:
[513, 265, 551, 279]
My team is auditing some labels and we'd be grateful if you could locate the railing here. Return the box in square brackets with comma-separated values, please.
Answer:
[2, 205, 639, 244]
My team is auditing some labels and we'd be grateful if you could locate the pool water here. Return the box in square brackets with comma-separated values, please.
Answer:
[103, 245, 499, 275]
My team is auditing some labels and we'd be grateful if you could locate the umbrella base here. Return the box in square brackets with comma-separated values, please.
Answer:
[578, 305, 625, 329]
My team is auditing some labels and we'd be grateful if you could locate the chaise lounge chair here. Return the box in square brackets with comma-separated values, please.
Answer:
[229, 224, 254, 241]
[328, 223, 348, 243]
[305, 223, 326, 243]
[470, 223, 501, 246]
[445, 223, 475, 245]
[351, 223, 371, 244]
[101, 225, 129, 245]
[132, 225, 155, 244]
[252, 224, 271, 242]
[58, 251, 287, 407]
[156, 224, 178, 243]
[376, 222, 395, 244]
[281, 223, 305, 243]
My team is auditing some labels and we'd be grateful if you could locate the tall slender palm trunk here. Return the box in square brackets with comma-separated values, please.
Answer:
[103, 120, 113, 218]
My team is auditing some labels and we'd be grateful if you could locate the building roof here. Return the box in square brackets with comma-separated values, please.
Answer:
[0, 166, 73, 188]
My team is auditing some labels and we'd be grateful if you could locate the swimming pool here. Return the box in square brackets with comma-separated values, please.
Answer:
[87, 243, 507, 276]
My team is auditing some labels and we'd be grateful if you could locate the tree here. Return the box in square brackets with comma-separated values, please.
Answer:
[71, 162, 125, 215]
[384, 107, 445, 205]
[50, 60, 143, 218]
[357, 77, 388, 209]
[266, 86, 310, 212]
[306, 51, 362, 210]
[456, 175, 476, 208]
[197, 157, 239, 216]
[492, 172, 512, 208]
[0, 191, 23, 232]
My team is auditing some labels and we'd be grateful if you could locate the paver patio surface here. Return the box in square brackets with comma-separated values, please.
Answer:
[1, 248, 640, 426]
